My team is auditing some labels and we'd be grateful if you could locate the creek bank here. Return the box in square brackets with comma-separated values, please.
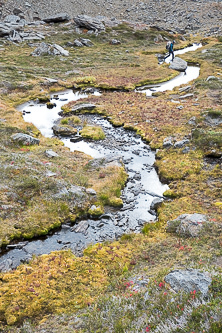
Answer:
[0, 90, 168, 271]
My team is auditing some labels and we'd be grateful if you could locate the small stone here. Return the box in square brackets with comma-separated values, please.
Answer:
[174, 139, 189, 148]
[45, 150, 59, 158]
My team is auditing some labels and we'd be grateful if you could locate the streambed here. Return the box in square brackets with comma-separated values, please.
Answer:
[0, 44, 202, 271]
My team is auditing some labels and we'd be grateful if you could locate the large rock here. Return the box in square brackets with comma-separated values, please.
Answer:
[74, 15, 105, 31]
[164, 269, 212, 295]
[52, 125, 77, 136]
[31, 42, 69, 57]
[42, 13, 70, 23]
[11, 133, 40, 145]
[150, 197, 163, 210]
[166, 213, 208, 237]
[169, 57, 187, 72]
[3, 14, 21, 24]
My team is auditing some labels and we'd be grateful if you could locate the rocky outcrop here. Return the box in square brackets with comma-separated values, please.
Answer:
[11, 133, 40, 145]
[42, 13, 70, 23]
[72, 37, 94, 47]
[164, 269, 212, 295]
[1, 1, 222, 36]
[74, 15, 105, 31]
[31, 42, 69, 56]
[169, 57, 187, 72]
[166, 213, 209, 237]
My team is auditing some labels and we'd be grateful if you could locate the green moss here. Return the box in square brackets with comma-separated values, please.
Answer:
[80, 125, 105, 140]
[88, 205, 104, 217]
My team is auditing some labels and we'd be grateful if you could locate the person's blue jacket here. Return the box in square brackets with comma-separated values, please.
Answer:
[169, 42, 174, 52]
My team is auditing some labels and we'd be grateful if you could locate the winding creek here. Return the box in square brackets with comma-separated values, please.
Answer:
[0, 44, 202, 271]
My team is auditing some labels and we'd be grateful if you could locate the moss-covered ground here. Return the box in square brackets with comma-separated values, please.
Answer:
[0, 21, 221, 331]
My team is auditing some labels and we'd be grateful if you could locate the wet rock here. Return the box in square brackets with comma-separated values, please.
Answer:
[169, 57, 187, 72]
[150, 197, 163, 210]
[45, 149, 59, 158]
[117, 216, 128, 226]
[42, 13, 70, 23]
[133, 171, 141, 180]
[70, 136, 83, 143]
[72, 220, 89, 235]
[6, 242, 28, 249]
[174, 139, 190, 148]
[120, 203, 135, 211]
[52, 125, 77, 137]
[74, 15, 105, 31]
[0, 258, 13, 272]
[31, 42, 69, 57]
[11, 133, 40, 145]
[166, 213, 208, 237]
[164, 269, 212, 295]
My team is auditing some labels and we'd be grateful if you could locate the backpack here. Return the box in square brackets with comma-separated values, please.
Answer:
[166, 41, 171, 50]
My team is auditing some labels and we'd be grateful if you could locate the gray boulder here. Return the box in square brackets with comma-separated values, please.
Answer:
[69, 185, 86, 198]
[45, 150, 59, 158]
[11, 133, 40, 145]
[42, 13, 70, 23]
[52, 125, 77, 136]
[74, 15, 105, 31]
[163, 136, 173, 148]
[0, 24, 11, 36]
[73, 39, 84, 47]
[52, 43, 69, 56]
[166, 213, 208, 237]
[164, 269, 212, 295]
[150, 197, 163, 210]
[169, 57, 187, 72]
[31, 42, 69, 57]
[3, 15, 21, 24]
[174, 139, 190, 148]
[72, 220, 89, 235]
[110, 39, 121, 45]
[79, 37, 93, 47]
[0, 258, 13, 272]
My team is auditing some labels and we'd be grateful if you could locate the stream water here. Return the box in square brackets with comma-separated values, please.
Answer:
[0, 44, 202, 271]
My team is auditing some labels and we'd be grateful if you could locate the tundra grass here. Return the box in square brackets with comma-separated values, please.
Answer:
[0, 23, 221, 331]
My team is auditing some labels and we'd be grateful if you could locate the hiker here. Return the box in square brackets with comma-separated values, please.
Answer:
[164, 40, 175, 62]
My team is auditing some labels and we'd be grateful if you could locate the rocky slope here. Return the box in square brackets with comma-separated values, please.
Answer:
[1, 0, 222, 35]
